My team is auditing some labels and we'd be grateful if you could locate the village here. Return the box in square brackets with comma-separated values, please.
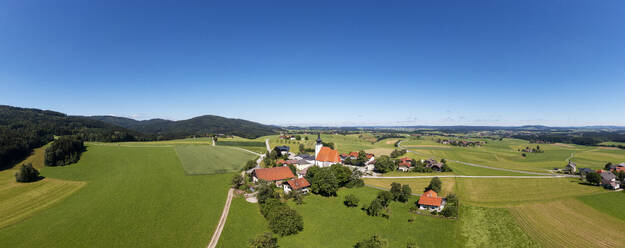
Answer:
[244, 134, 451, 217]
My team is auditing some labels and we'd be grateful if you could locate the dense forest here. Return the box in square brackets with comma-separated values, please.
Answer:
[90, 115, 279, 139]
[511, 131, 625, 146]
[44, 136, 86, 166]
[0, 105, 146, 170]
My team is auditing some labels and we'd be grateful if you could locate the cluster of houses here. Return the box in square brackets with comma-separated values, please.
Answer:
[250, 134, 376, 193]
[566, 162, 624, 190]
[437, 139, 484, 147]
[397, 158, 445, 172]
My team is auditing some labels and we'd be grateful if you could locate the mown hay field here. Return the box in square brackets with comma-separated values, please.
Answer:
[174, 144, 257, 174]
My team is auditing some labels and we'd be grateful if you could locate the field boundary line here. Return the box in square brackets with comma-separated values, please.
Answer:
[207, 188, 234, 248]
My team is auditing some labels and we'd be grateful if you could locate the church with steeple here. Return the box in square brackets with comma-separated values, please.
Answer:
[314, 133, 340, 167]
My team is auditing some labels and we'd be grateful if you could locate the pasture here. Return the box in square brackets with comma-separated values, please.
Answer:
[364, 177, 456, 196]
[279, 186, 460, 248]
[0, 145, 84, 229]
[175, 145, 257, 174]
[400, 136, 625, 173]
[577, 192, 625, 222]
[217, 197, 269, 248]
[0, 145, 233, 248]
[459, 206, 538, 247]
[510, 199, 625, 248]
[454, 177, 607, 206]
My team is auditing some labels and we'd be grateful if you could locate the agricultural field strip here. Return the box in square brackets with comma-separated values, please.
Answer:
[397, 140, 564, 176]
[363, 175, 575, 179]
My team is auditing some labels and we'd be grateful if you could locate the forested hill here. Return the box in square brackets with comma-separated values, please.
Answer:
[0, 105, 146, 170]
[89, 115, 279, 139]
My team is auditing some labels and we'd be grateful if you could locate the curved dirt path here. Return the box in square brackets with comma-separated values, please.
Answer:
[207, 188, 234, 248]
[265, 138, 271, 152]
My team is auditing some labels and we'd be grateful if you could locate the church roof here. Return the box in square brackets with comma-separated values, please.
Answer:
[316, 147, 340, 163]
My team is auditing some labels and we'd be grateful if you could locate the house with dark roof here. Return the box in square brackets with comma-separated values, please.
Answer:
[565, 161, 577, 174]
[600, 171, 620, 190]
[252, 166, 295, 186]
[579, 168, 594, 175]
[276, 145, 290, 155]
[284, 177, 311, 194]
[424, 159, 444, 171]
[417, 190, 446, 212]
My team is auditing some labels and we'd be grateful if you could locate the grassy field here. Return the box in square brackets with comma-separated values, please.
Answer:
[459, 205, 539, 248]
[455, 178, 607, 206]
[364, 177, 456, 196]
[279, 186, 460, 248]
[510, 199, 625, 248]
[174, 145, 257, 174]
[400, 136, 625, 173]
[217, 196, 269, 248]
[0, 145, 232, 248]
[577, 192, 625, 222]
[0, 145, 84, 229]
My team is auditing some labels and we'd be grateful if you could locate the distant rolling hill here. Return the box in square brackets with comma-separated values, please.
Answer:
[0, 105, 145, 169]
[89, 115, 279, 139]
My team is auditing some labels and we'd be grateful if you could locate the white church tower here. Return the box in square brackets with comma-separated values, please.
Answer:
[315, 133, 323, 159]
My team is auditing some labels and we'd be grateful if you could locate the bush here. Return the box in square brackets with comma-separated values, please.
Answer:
[243, 159, 257, 171]
[366, 198, 384, 217]
[354, 234, 388, 248]
[267, 207, 304, 236]
[232, 174, 245, 188]
[425, 177, 442, 193]
[14, 163, 40, 182]
[390, 149, 407, 158]
[344, 194, 360, 207]
[586, 172, 601, 185]
[248, 232, 278, 248]
[44, 136, 85, 166]
[377, 191, 393, 207]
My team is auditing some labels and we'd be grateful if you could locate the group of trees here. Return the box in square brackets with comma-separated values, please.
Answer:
[248, 232, 278, 248]
[512, 131, 625, 146]
[425, 177, 442, 193]
[389, 149, 407, 158]
[306, 164, 364, 196]
[298, 143, 315, 154]
[263, 147, 288, 167]
[365, 183, 412, 217]
[44, 136, 85, 166]
[374, 156, 395, 173]
[440, 194, 458, 218]
[344, 151, 368, 166]
[14, 163, 40, 182]
[256, 184, 304, 237]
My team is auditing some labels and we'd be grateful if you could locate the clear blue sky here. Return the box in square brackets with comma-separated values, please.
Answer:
[1, 0, 624, 126]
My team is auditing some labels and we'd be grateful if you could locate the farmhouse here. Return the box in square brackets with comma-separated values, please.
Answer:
[424, 159, 444, 171]
[252, 166, 295, 186]
[398, 157, 413, 172]
[417, 190, 446, 212]
[276, 145, 290, 155]
[599, 171, 620, 190]
[283, 177, 311, 194]
[314, 134, 340, 167]
[565, 161, 577, 173]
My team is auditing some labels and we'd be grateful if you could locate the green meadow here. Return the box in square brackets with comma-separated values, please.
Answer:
[175, 145, 258, 174]
[0, 145, 233, 248]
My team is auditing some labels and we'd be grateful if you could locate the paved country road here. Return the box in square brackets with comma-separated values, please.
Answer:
[207, 188, 234, 248]
[396, 140, 576, 177]
[265, 138, 271, 153]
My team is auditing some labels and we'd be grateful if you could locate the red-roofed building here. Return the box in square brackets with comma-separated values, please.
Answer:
[284, 177, 311, 194]
[398, 157, 413, 172]
[418, 190, 446, 212]
[252, 166, 295, 186]
[315, 147, 340, 167]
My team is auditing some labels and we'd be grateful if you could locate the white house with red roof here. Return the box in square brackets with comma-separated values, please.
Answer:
[252, 166, 295, 187]
[314, 134, 341, 167]
[283, 177, 311, 194]
[418, 190, 446, 212]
